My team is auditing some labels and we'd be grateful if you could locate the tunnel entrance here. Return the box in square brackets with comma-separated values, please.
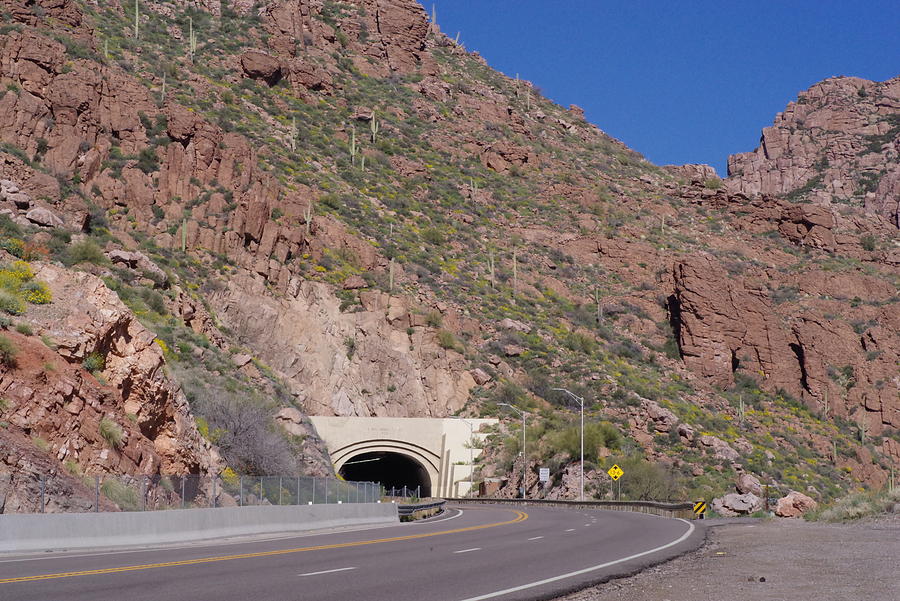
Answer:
[339, 451, 431, 497]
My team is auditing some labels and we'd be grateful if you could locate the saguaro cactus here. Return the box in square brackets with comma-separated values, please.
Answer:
[349, 125, 358, 165]
[370, 113, 379, 143]
[133, 0, 140, 39]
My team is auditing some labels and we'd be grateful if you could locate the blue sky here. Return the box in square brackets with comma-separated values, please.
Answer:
[435, 1, 900, 175]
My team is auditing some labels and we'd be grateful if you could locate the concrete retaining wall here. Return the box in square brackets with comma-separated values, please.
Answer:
[0, 503, 398, 554]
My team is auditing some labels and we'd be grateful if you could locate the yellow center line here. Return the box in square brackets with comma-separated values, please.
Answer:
[1, 510, 528, 585]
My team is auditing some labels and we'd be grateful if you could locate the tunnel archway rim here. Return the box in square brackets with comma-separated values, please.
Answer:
[332, 440, 440, 495]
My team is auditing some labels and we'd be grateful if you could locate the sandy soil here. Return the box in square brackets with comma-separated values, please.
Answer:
[559, 515, 900, 601]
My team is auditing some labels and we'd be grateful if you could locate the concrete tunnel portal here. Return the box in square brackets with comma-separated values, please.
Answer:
[308, 417, 498, 498]
[338, 451, 431, 497]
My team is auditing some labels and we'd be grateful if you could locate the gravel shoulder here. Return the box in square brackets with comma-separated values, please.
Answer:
[558, 515, 900, 601]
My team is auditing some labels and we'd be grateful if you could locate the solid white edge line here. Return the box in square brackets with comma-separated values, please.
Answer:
[458, 519, 696, 601]
[299, 566, 357, 577]
[409, 507, 464, 525]
[453, 548, 482, 554]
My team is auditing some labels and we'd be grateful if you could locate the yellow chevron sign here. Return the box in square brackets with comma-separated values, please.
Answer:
[693, 501, 707, 515]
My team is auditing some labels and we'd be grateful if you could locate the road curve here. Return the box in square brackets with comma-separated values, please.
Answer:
[0, 504, 704, 601]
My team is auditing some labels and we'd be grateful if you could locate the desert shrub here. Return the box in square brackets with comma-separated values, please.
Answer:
[20, 280, 51, 304]
[0, 334, 17, 366]
[14, 322, 32, 336]
[99, 417, 124, 449]
[82, 352, 105, 373]
[0, 237, 25, 257]
[860, 234, 877, 252]
[0, 290, 25, 315]
[436, 329, 458, 350]
[549, 421, 623, 462]
[807, 487, 899, 522]
[425, 310, 442, 328]
[66, 239, 106, 265]
[101, 479, 139, 510]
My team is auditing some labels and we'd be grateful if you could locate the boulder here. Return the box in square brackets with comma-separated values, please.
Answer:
[711, 492, 763, 517]
[775, 491, 817, 518]
[498, 318, 531, 333]
[342, 275, 367, 290]
[736, 473, 764, 496]
[642, 399, 679, 433]
[25, 207, 64, 227]
[240, 51, 282, 85]
[698, 434, 741, 462]
[471, 368, 491, 386]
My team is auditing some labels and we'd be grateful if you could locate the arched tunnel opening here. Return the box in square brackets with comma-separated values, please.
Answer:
[339, 451, 431, 497]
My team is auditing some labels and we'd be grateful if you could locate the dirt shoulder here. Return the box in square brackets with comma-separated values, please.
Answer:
[559, 515, 900, 601]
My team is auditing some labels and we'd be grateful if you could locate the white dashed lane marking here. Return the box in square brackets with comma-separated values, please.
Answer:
[454, 548, 482, 554]
[299, 567, 357, 577]
[527, 536, 544, 541]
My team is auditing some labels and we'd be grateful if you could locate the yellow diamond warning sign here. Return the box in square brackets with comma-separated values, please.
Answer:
[607, 464, 624, 481]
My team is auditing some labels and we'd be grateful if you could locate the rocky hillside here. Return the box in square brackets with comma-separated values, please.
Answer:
[0, 0, 897, 511]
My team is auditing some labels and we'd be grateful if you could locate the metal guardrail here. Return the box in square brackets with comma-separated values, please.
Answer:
[397, 499, 446, 520]
[446, 497, 697, 519]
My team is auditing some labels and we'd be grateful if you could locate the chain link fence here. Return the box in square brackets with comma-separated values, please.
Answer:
[11, 473, 382, 514]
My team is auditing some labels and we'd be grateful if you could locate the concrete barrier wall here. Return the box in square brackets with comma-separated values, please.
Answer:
[0, 503, 398, 554]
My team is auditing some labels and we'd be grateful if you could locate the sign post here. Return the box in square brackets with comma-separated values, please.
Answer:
[607, 464, 624, 500]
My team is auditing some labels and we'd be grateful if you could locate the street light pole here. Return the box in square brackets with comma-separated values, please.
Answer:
[552, 388, 585, 502]
[499, 403, 527, 500]
[451, 416, 476, 496]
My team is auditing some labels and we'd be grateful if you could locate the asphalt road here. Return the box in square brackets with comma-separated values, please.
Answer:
[0, 504, 704, 601]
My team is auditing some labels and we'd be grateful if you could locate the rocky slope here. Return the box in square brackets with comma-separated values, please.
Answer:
[0, 0, 897, 511]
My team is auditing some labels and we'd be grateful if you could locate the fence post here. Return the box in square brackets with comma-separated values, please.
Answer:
[324, 478, 328, 504]
[297, 476, 301, 505]
[212, 477, 216, 508]
[141, 477, 146, 511]
[239, 476, 243, 507]
[95, 475, 100, 512]
[181, 476, 186, 509]
[311, 477, 316, 504]
[260, 476, 263, 506]
[279, 476, 283, 505]
[40, 476, 45, 513]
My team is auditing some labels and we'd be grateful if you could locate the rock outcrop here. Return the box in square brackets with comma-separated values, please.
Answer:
[727, 75, 900, 227]
[1, 262, 221, 482]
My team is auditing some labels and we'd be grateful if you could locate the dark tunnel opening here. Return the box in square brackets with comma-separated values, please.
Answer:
[339, 451, 431, 497]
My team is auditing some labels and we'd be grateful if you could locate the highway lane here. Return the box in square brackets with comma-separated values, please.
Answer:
[0, 504, 704, 601]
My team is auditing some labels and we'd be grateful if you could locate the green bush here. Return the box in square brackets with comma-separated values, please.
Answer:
[82, 352, 106, 373]
[437, 329, 458, 350]
[99, 417, 124, 449]
[0, 290, 25, 315]
[860, 234, 877, 252]
[101, 478, 139, 510]
[66, 239, 107, 265]
[14, 322, 32, 336]
[0, 334, 17, 367]
[20, 280, 51, 304]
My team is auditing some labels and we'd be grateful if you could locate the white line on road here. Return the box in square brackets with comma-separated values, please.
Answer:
[583, 523, 591, 527]
[453, 548, 482, 554]
[458, 519, 696, 601]
[565, 529, 576, 532]
[527, 536, 544, 541]
[299, 567, 357, 577]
